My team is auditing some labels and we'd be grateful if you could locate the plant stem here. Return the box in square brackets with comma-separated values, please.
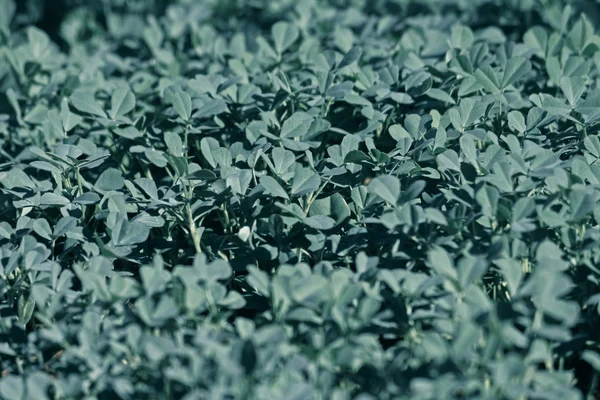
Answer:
[184, 123, 190, 151]
[304, 177, 331, 216]
[186, 203, 202, 254]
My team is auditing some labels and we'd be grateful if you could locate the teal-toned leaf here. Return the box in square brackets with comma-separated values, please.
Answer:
[95, 168, 124, 192]
[474, 65, 501, 94]
[559, 76, 585, 106]
[164, 85, 192, 122]
[61, 99, 82, 132]
[582, 351, 600, 371]
[280, 112, 313, 138]
[569, 189, 596, 222]
[260, 176, 289, 199]
[426, 88, 455, 104]
[112, 218, 150, 246]
[110, 86, 136, 119]
[507, 111, 526, 133]
[338, 46, 362, 69]
[53, 216, 78, 238]
[70, 90, 107, 118]
[476, 185, 499, 219]
[495, 259, 523, 296]
[368, 175, 400, 205]
[291, 167, 320, 197]
[18, 293, 35, 325]
[164, 132, 184, 157]
[449, 24, 474, 49]
[41, 192, 70, 206]
[192, 98, 228, 119]
[427, 246, 458, 280]
[304, 215, 335, 230]
[271, 21, 299, 54]
[501, 56, 532, 88]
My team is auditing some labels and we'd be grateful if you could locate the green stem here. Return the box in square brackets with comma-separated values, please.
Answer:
[75, 167, 87, 220]
[184, 123, 190, 151]
[222, 204, 231, 233]
[304, 177, 331, 216]
[75, 168, 83, 196]
[186, 203, 202, 254]
[323, 98, 334, 117]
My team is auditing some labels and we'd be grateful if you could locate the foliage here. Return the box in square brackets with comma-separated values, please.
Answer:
[1, 0, 600, 398]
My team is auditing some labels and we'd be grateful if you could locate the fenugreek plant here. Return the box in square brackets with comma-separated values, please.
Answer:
[1, 0, 600, 398]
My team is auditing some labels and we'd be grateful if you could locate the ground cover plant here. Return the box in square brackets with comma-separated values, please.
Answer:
[1, 0, 600, 398]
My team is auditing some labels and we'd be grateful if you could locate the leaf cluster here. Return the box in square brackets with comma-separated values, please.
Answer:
[1, 0, 600, 399]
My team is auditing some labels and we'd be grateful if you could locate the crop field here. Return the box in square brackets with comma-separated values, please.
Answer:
[1, 0, 600, 398]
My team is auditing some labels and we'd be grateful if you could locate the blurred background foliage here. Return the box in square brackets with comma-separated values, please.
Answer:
[10, 0, 600, 46]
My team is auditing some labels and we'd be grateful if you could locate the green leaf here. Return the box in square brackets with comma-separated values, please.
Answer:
[459, 135, 478, 168]
[523, 26, 547, 57]
[368, 175, 400, 205]
[0, 0, 16, 38]
[53, 216, 77, 238]
[200, 137, 219, 168]
[111, 217, 150, 246]
[61, 99, 82, 132]
[70, 90, 107, 118]
[462, 97, 486, 126]
[40, 192, 70, 206]
[27, 27, 50, 59]
[437, 149, 461, 172]
[114, 125, 143, 139]
[164, 131, 183, 157]
[192, 98, 228, 119]
[507, 111, 526, 133]
[338, 46, 362, 69]
[566, 14, 594, 53]
[449, 24, 474, 49]
[30, 160, 62, 174]
[559, 76, 585, 106]
[512, 197, 535, 222]
[95, 168, 124, 192]
[545, 56, 561, 84]
[280, 112, 313, 138]
[474, 65, 501, 94]
[582, 351, 600, 371]
[271, 21, 299, 54]
[476, 185, 499, 219]
[495, 259, 523, 297]
[18, 293, 35, 325]
[569, 188, 596, 222]
[291, 166, 320, 197]
[304, 215, 335, 230]
[575, 90, 600, 122]
[270, 147, 295, 176]
[110, 86, 136, 119]
[308, 193, 350, 225]
[6, 88, 22, 125]
[584, 136, 600, 158]
[73, 192, 101, 205]
[399, 180, 426, 204]
[33, 218, 52, 240]
[501, 56, 532, 88]
[426, 88, 455, 104]
[260, 176, 289, 199]
[427, 246, 458, 280]
[0, 375, 23, 400]
[164, 85, 192, 122]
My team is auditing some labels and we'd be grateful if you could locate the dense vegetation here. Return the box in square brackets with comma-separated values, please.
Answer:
[2, 0, 600, 398]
